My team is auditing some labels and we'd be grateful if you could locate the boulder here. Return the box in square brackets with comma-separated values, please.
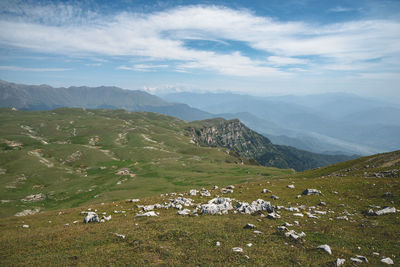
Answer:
[201, 198, 233, 215]
[317, 244, 332, 255]
[381, 257, 394, 265]
[243, 223, 256, 229]
[83, 212, 99, 223]
[189, 189, 197, 196]
[177, 209, 191, 216]
[375, 207, 396, 216]
[232, 247, 243, 253]
[135, 211, 157, 217]
[21, 193, 46, 202]
[302, 189, 321, 195]
[335, 258, 346, 266]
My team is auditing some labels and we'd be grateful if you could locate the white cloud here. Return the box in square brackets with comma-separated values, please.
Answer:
[0, 4, 399, 77]
[0, 65, 71, 72]
[117, 64, 169, 72]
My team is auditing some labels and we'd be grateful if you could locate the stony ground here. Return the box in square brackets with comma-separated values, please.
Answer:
[1, 174, 398, 266]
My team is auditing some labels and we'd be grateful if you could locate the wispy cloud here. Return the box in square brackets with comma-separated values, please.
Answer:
[0, 4, 399, 77]
[0, 65, 71, 72]
[329, 6, 359, 13]
[118, 64, 169, 72]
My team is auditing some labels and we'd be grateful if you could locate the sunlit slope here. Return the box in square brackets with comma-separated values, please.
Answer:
[0, 108, 290, 217]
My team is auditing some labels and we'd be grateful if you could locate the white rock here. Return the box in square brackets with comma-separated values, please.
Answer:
[381, 257, 394, 265]
[375, 207, 396, 216]
[83, 212, 99, 223]
[285, 230, 306, 240]
[115, 233, 125, 239]
[201, 198, 233, 215]
[261, 189, 271, 193]
[246, 243, 252, 247]
[302, 189, 322, 195]
[277, 226, 288, 232]
[355, 255, 368, 263]
[293, 213, 304, 217]
[177, 209, 191, 216]
[101, 215, 112, 221]
[135, 211, 157, 217]
[287, 184, 295, 189]
[227, 185, 235, 189]
[317, 244, 332, 255]
[189, 189, 198, 196]
[350, 258, 363, 263]
[232, 247, 243, 253]
[22, 224, 29, 228]
[216, 241, 221, 247]
[335, 258, 346, 266]
[129, 199, 140, 202]
[336, 216, 348, 221]
[253, 230, 262, 234]
[244, 223, 256, 229]
[267, 213, 281, 219]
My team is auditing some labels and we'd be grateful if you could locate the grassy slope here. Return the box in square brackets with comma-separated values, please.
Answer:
[0, 174, 398, 266]
[1, 108, 399, 266]
[0, 108, 290, 217]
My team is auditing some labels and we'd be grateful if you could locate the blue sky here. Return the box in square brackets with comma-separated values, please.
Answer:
[0, 0, 399, 101]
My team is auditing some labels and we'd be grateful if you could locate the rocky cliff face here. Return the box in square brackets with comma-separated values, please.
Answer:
[188, 118, 356, 171]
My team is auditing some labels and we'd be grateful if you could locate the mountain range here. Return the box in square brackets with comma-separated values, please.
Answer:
[2, 80, 398, 156]
[162, 92, 400, 155]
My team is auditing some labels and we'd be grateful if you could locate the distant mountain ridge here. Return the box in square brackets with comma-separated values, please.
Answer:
[163, 92, 400, 155]
[0, 80, 212, 121]
[189, 118, 355, 171]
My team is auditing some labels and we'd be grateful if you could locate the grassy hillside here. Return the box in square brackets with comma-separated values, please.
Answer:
[0, 108, 290, 217]
[0, 151, 399, 266]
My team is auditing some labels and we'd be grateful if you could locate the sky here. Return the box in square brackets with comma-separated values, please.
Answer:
[0, 0, 399, 101]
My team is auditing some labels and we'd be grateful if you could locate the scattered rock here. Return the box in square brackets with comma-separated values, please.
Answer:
[129, 199, 140, 202]
[22, 224, 29, 228]
[201, 198, 233, 215]
[317, 244, 332, 255]
[381, 257, 394, 265]
[293, 213, 304, 217]
[177, 209, 191, 216]
[302, 189, 321, 195]
[335, 258, 346, 266]
[246, 243, 252, 247]
[375, 207, 396, 216]
[244, 223, 256, 229]
[336, 216, 348, 221]
[319, 201, 326, 206]
[253, 230, 262, 234]
[261, 189, 271, 193]
[114, 233, 126, 239]
[21, 193, 46, 202]
[350, 257, 363, 263]
[285, 230, 306, 240]
[14, 208, 40, 217]
[83, 212, 99, 223]
[135, 211, 158, 217]
[287, 184, 295, 189]
[216, 241, 221, 247]
[267, 213, 281, 219]
[227, 185, 235, 189]
[232, 247, 243, 253]
[101, 215, 112, 221]
[189, 189, 198, 196]
[236, 199, 274, 214]
[353, 255, 368, 263]
[271, 195, 279, 200]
